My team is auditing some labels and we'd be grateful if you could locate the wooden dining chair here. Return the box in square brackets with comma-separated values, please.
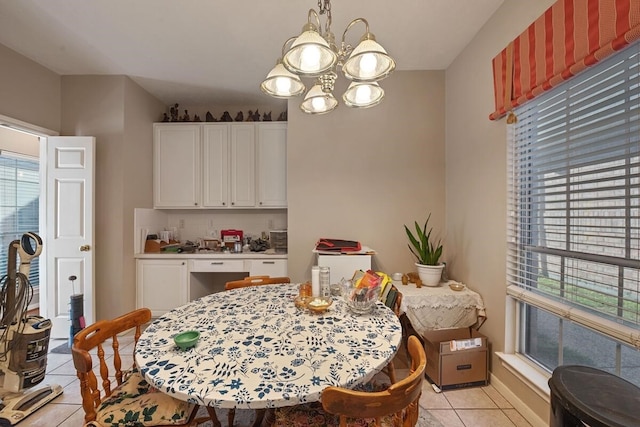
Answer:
[224, 275, 291, 290]
[381, 285, 403, 384]
[270, 334, 426, 427]
[72, 308, 212, 427]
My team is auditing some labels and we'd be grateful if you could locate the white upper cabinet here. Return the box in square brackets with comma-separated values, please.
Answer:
[257, 123, 287, 208]
[230, 124, 256, 207]
[153, 122, 286, 209]
[153, 124, 201, 208]
[202, 125, 229, 207]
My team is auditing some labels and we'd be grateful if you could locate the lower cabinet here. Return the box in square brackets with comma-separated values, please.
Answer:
[136, 257, 288, 316]
[250, 259, 288, 277]
[136, 259, 188, 317]
[317, 254, 372, 284]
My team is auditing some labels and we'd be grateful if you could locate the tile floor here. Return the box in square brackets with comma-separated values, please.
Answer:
[393, 345, 533, 427]
[21, 337, 533, 427]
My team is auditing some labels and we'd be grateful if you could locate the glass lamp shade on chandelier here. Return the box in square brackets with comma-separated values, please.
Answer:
[260, 0, 396, 114]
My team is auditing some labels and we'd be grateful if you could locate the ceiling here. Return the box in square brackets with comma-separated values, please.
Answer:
[0, 0, 503, 109]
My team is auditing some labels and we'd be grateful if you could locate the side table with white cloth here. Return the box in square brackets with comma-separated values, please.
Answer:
[398, 280, 486, 335]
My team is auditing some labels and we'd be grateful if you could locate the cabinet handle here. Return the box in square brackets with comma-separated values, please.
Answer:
[194, 202, 198, 206]
[211, 262, 224, 265]
[262, 261, 275, 264]
[259, 202, 263, 205]
[231, 202, 235, 206]
[222, 202, 226, 206]
[182, 262, 185, 265]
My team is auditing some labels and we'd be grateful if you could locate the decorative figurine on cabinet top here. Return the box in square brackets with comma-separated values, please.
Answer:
[170, 103, 179, 122]
[159, 105, 285, 123]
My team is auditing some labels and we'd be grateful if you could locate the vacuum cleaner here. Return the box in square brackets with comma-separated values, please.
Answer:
[0, 233, 62, 426]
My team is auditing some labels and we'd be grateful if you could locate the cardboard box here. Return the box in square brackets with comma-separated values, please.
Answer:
[422, 327, 488, 390]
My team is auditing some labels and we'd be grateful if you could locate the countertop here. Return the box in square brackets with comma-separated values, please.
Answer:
[135, 251, 287, 259]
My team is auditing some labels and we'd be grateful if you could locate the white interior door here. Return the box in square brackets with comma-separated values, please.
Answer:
[42, 137, 95, 339]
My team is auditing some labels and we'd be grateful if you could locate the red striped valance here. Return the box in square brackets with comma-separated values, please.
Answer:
[490, 0, 640, 120]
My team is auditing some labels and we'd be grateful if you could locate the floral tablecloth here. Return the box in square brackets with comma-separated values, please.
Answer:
[135, 283, 402, 409]
[398, 280, 486, 334]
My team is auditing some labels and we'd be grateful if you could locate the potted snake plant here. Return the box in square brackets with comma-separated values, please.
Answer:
[404, 213, 444, 286]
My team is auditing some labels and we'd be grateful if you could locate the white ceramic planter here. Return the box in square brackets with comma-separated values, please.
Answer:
[415, 263, 445, 287]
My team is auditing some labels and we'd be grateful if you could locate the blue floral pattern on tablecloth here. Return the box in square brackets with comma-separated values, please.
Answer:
[135, 283, 401, 410]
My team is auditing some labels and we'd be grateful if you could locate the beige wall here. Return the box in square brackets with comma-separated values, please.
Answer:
[121, 78, 165, 315]
[0, 43, 61, 132]
[445, 0, 555, 422]
[0, 127, 39, 157]
[0, 2, 566, 417]
[61, 75, 164, 321]
[287, 71, 446, 282]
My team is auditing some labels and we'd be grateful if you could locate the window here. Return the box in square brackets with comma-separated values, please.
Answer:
[0, 152, 40, 289]
[507, 40, 639, 384]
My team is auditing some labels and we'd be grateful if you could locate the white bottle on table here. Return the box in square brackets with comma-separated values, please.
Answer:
[320, 266, 330, 297]
[311, 266, 320, 296]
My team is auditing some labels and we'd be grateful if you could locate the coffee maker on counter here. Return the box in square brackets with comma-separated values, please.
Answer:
[221, 229, 243, 252]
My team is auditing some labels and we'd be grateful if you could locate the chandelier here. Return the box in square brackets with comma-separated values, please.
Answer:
[260, 0, 396, 115]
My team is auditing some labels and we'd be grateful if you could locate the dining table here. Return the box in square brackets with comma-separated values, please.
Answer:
[134, 283, 402, 426]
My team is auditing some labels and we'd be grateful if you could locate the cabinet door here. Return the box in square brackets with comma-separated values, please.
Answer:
[136, 260, 188, 317]
[230, 124, 256, 207]
[256, 123, 287, 207]
[249, 259, 288, 277]
[317, 254, 371, 284]
[203, 124, 229, 207]
[153, 124, 201, 208]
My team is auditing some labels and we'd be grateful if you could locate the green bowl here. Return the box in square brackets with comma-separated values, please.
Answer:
[174, 330, 200, 350]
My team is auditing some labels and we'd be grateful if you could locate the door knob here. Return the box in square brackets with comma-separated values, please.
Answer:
[79, 245, 91, 252]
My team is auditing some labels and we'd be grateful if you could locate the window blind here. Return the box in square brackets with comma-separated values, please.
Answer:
[0, 152, 40, 287]
[507, 40, 639, 340]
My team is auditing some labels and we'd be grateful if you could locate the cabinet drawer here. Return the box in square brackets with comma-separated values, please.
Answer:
[190, 259, 247, 272]
[249, 259, 287, 277]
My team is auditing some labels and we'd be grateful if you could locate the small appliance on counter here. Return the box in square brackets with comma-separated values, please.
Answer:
[201, 238, 221, 251]
[221, 229, 243, 250]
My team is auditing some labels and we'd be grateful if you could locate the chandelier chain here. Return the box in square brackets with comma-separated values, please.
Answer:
[318, 0, 332, 35]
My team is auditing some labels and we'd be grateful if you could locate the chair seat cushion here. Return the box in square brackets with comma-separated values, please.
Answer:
[272, 382, 397, 427]
[273, 402, 402, 427]
[87, 370, 196, 426]
[273, 402, 338, 427]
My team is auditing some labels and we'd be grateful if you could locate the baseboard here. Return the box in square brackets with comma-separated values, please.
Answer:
[489, 372, 548, 427]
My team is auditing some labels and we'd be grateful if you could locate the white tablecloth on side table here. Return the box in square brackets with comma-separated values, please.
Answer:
[398, 280, 486, 335]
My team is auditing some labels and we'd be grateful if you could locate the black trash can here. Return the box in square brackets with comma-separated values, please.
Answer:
[69, 293, 84, 346]
[548, 365, 640, 427]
